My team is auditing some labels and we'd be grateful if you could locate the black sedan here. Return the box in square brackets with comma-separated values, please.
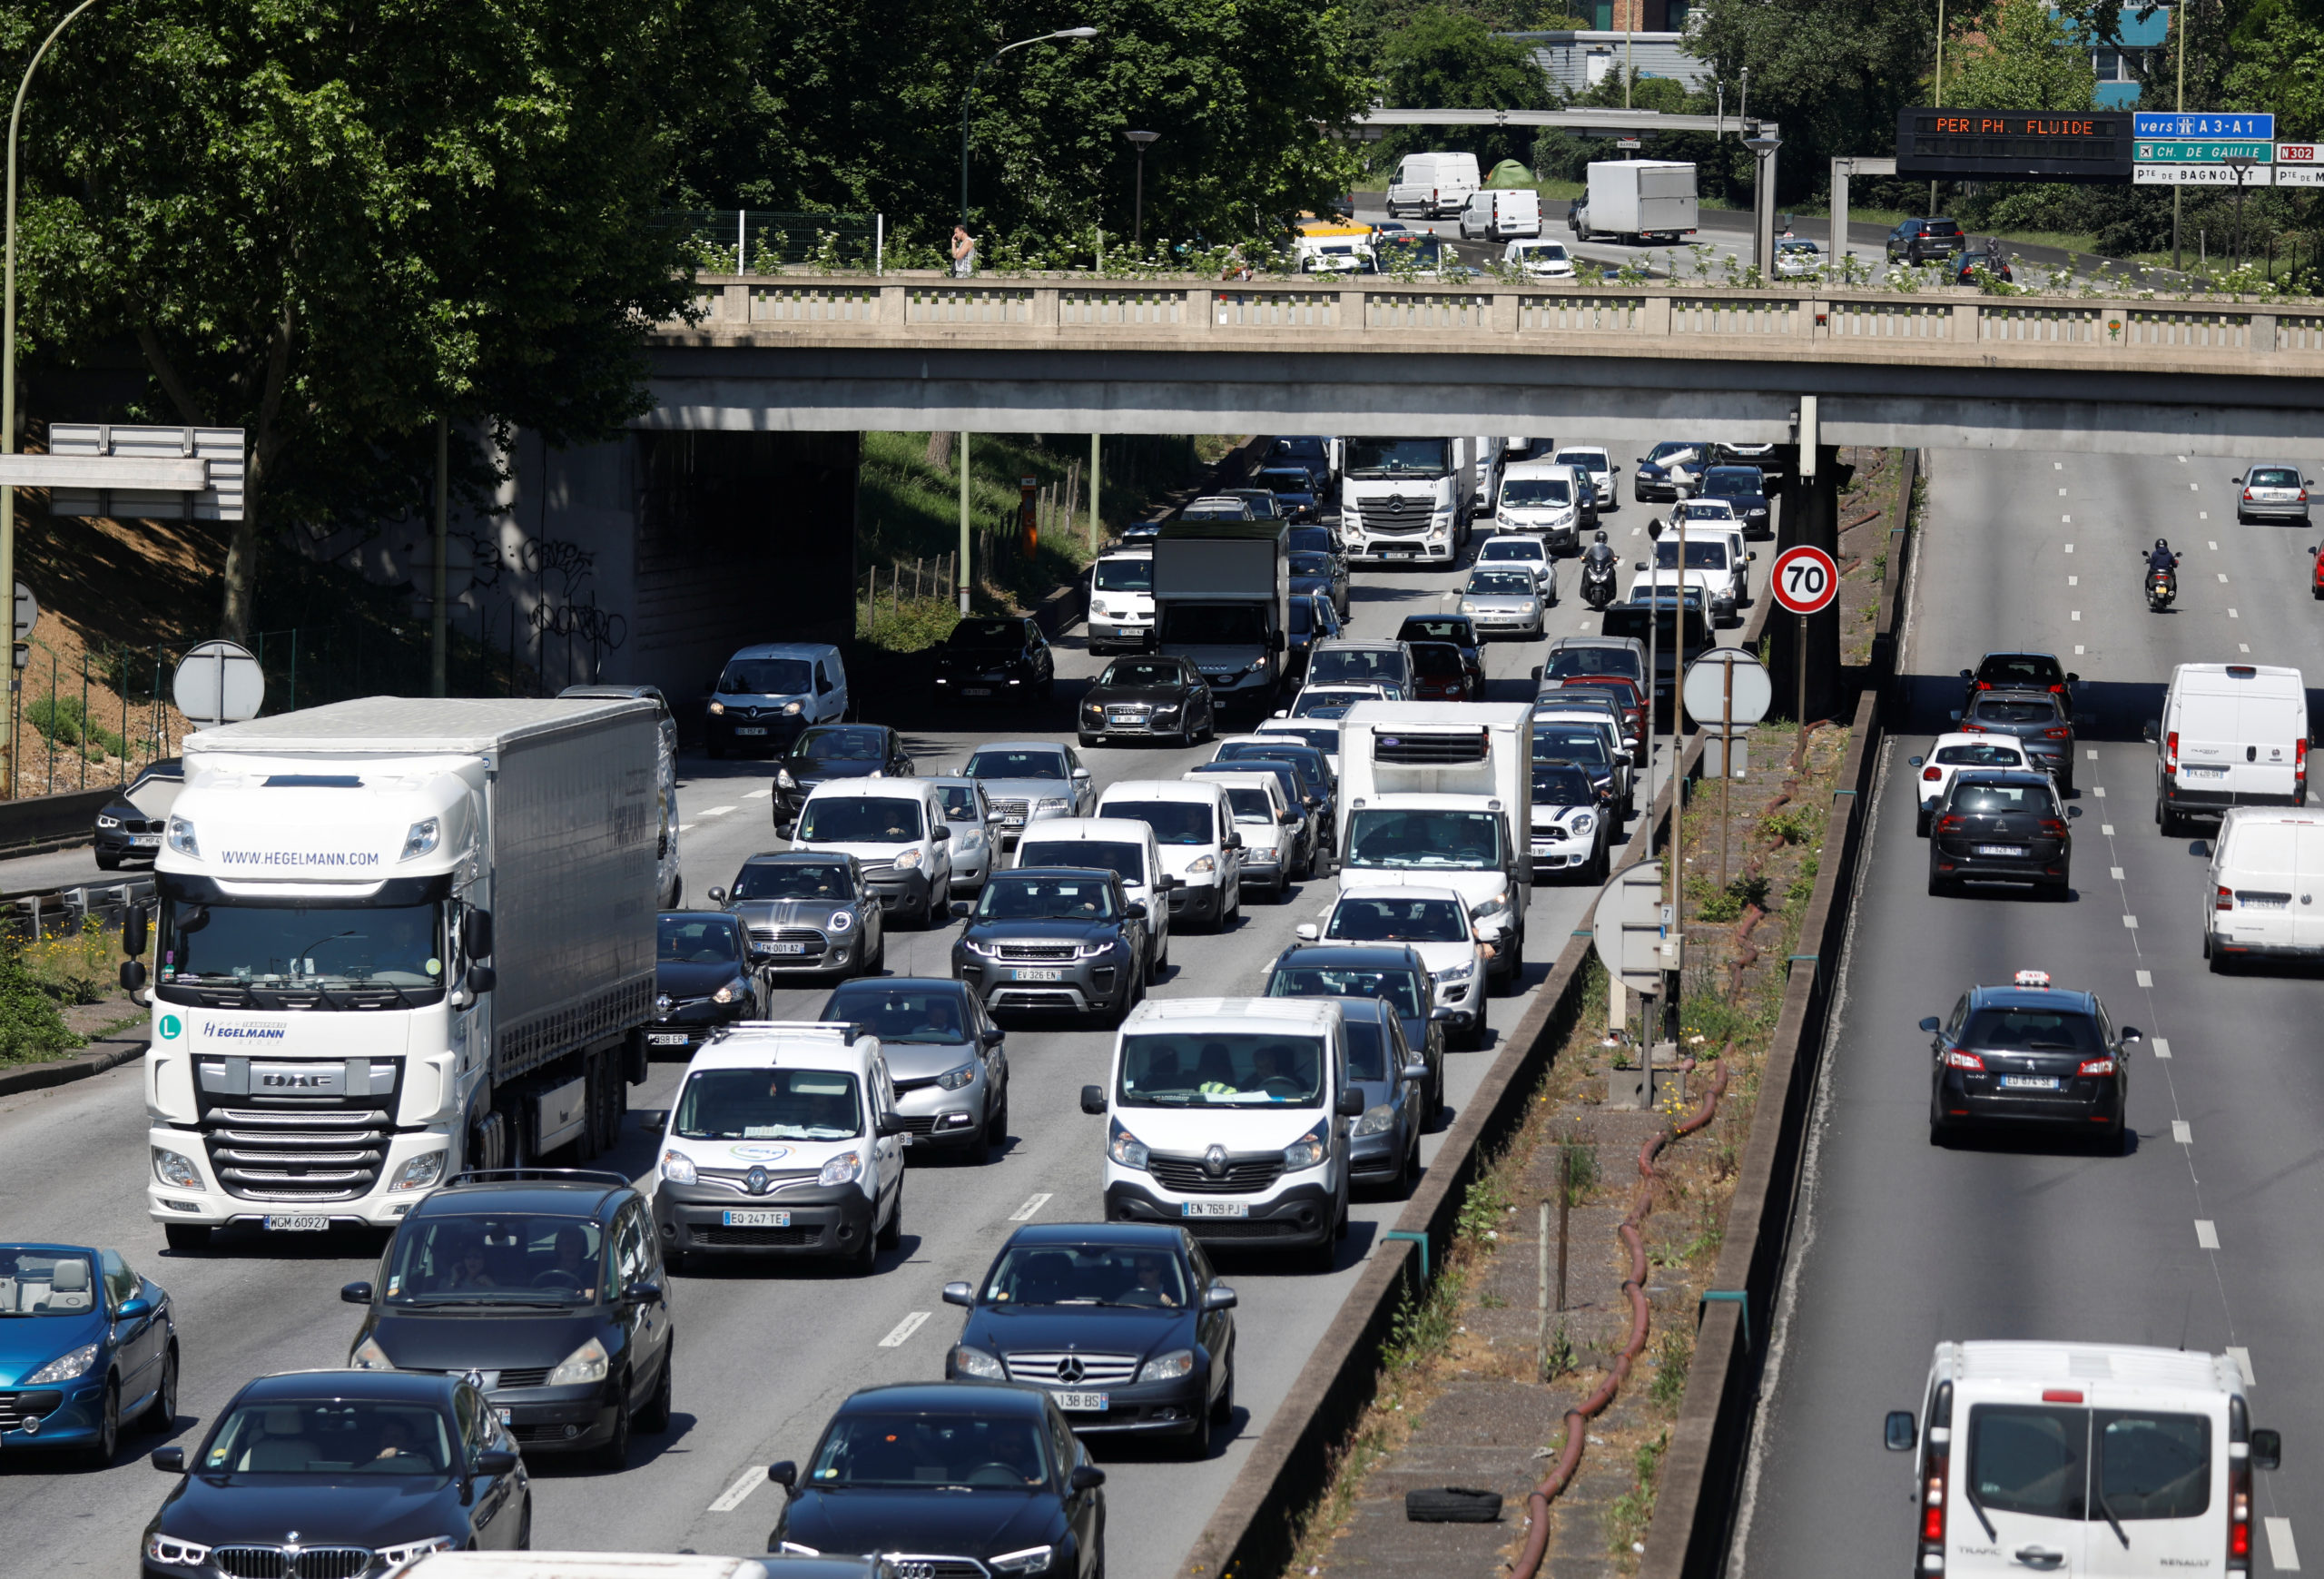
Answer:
[714, 852, 886, 980]
[1960, 651, 2077, 712]
[767, 1381, 1106, 1574]
[1257, 466, 1322, 521]
[1289, 548, 1351, 620]
[1699, 464, 1773, 539]
[143, 1369, 528, 1574]
[1632, 440, 1707, 503]
[772, 725, 915, 829]
[643, 911, 768, 1060]
[1922, 972, 2137, 1151]
[94, 757, 182, 870]
[1394, 615, 1485, 694]
[1078, 656, 1216, 749]
[342, 1171, 675, 1468]
[1927, 771, 2073, 898]
[1951, 686, 2075, 793]
[933, 617, 1056, 705]
[953, 868, 1151, 1022]
[941, 1222, 1236, 1456]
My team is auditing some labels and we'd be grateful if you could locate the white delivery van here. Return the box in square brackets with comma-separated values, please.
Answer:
[1458, 187, 1541, 242]
[2203, 807, 2324, 966]
[1885, 1340, 2279, 1579]
[1387, 152, 1482, 219]
[652, 1021, 908, 1274]
[1088, 548, 1156, 654]
[792, 779, 955, 927]
[1080, 996, 1360, 1267]
[1095, 778, 1244, 933]
[1015, 816, 1177, 974]
[1496, 461, 1590, 548]
[2148, 662, 2311, 836]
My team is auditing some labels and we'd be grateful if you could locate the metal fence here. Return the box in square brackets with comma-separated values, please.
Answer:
[656, 210, 881, 274]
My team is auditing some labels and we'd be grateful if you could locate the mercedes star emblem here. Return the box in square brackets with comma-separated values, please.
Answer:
[1055, 1355, 1087, 1385]
[1204, 1144, 1228, 1176]
[655, 993, 673, 1015]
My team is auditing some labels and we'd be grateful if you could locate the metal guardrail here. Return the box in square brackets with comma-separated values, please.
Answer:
[4, 876, 153, 942]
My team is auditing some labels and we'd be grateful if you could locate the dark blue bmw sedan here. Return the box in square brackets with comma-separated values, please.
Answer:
[0, 1242, 175, 1466]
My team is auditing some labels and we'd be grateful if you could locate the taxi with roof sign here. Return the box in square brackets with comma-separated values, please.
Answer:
[1919, 971, 2138, 1152]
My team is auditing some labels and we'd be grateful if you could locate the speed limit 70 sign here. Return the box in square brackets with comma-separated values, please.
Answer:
[1771, 545, 1839, 616]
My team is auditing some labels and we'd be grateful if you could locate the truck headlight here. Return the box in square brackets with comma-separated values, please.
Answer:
[659, 1149, 698, 1186]
[935, 1061, 977, 1090]
[400, 817, 440, 861]
[547, 1336, 610, 1387]
[389, 1150, 446, 1192]
[164, 816, 199, 858]
[1139, 1349, 1195, 1383]
[349, 1335, 394, 1371]
[1108, 1117, 1149, 1171]
[951, 1345, 1005, 1379]
[818, 1150, 865, 1187]
[152, 1147, 203, 1190]
[25, 1342, 100, 1384]
[1283, 1118, 1331, 1170]
[1354, 1103, 1396, 1137]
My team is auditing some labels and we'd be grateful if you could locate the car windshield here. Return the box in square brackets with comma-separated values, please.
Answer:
[1648, 442, 1699, 464]
[1327, 895, 1470, 943]
[1502, 479, 1572, 506]
[1118, 1031, 1327, 1107]
[1601, 603, 1710, 654]
[1101, 799, 1213, 846]
[1262, 470, 1314, 495]
[720, 658, 812, 696]
[1546, 647, 1640, 681]
[1019, 838, 1146, 885]
[982, 1243, 1190, 1308]
[1344, 438, 1451, 478]
[1654, 540, 1729, 569]
[381, 1215, 606, 1307]
[2249, 467, 2299, 487]
[1286, 527, 1334, 554]
[794, 726, 887, 763]
[1310, 649, 1403, 686]
[1293, 689, 1372, 717]
[1098, 658, 1187, 688]
[1935, 743, 2024, 767]
[1949, 781, 2056, 815]
[797, 798, 923, 844]
[951, 620, 1024, 649]
[1962, 1006, 2102, 1051]
[200, 1401, 457, 1476]
[1375, 235, 1448, 267]
[658, 916, 741, 963]
[1160, 604, 1266, 645]
[1703, 470, 1761, 498]
[1514, 242, 1569, 262]
[1092, 558, 1152, 593]
[732, 861, 855, 901]
[674, 1066, 864, 1141]
[1978, 656, 2063, 687]
[1410, 644, 1463, 678]
[1468, 570, 1536, 597]
[964, 748, 1067, 780]
[810, 1414, 1050, 1491]
[822, 983, 970, 1044]
[1777, 239, 1819, 255]
[1971, 698, 2060, 725]
[1344, 808, 1504, 868]
[1554, 451, 1608, 474]
[1535, 729, 1611, 766]
[1267, 963, 1423, 1020]
[1262, 725, 1342, 755]
[1534, 765, 1598, 804]
[1290, 551, 1334, 577]
[977, 873, 1118, 921]
[1215, 745, 1322, 793]
[0, 1249, 96, 1315]
[159, 899, 444, 992]
[935, 785, 980, 823]
[1396, 618, 1470, 645]
[1479, 540, 1541, 563]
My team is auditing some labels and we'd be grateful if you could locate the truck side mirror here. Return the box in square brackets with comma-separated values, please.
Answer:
[120, 960, 147, 992]
[123, 903, 149, 959]
[463, 909, 494, 961]
[466, 964, 497, 995]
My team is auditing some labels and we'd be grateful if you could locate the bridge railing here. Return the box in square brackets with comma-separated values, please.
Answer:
[662, 272, 2324, 370]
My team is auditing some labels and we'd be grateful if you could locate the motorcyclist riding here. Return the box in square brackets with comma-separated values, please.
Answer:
[1583, 530, 1617, 569]
[2147, 538, 2180, 576]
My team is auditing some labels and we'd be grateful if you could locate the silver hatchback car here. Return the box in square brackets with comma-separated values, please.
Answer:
[2235, 462, 2313, 523]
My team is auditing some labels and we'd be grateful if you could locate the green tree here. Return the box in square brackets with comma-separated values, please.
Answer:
[12, 0, 741, 640]
[1943, 0, 2098, 113]
[1373, 5, 1554, 173]
[2227, 1, 2324, 138]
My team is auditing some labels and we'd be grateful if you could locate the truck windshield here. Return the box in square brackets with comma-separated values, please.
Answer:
[1344, 439, 1451, 479]
[1344, 808, 1507, 868]
[1502, 479, 1571, 507]
[1118, 1031, 1326, 1107]
[1160, 605, 1265, 646]
[161, 900, 443, 991]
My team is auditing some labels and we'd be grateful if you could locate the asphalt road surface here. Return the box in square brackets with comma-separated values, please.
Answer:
[1733, 444, 2324, 1575]
[0, 446, 1768, 1574]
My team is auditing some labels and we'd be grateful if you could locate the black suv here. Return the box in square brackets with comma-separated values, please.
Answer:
[933, 617, 1056, 705]
[1926, 771, 2073, 898]
[953, 867, 1152, 1022]
[1961, 651, 2077, 712]
[341, 1169, 676, 1468]
[1886, 216, 1964, 264]
[1921, 973, 2138, 1151]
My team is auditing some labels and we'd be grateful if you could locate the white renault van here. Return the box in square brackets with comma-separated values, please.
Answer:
[1014, 815, 1178, 975]
[651, 1021, 909, 1275]
[1079, 997, 1360, 1269]
[1088, 548, 1156, 654]
[1094, 779, 1244, 933]
[2203, 806, 2324, 967]
[1884, 1340, 2279, 1578]
[2149, 663, 2310, 836]
[792, 779, 955, 927]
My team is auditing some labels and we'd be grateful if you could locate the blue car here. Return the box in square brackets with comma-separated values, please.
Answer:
[1, 1242, 176, 1465]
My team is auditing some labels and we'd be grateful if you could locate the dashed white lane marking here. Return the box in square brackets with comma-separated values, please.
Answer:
[2230, 1347, 2256, 1386]
[2102, 823, 2114, 834]
[2196, 1219, 2221, 1248]
[709, 1466, 764, 1513]
[2136, 970, 2153, 987]
[2073, 610, 2083, 621]
[2230, 608, 2241, 618]
[2242, 644, 2252, 654]
[2153, 1037, 2172, 1060]
[2210, 540, 2220, 550]
[2064, 542, 2075, 553]
[2059, 487, 2068, 495]
[2063, 515, 2073, 524]
[2191, 482, 2201, 491]
[2112, 867, 2126, 880]
[2179, 455, 2188, 462]
[2173, 1120, 2192, 1144]
[745, 789, 773, 799]
[2266, 1516, 2300, 1573]
[2200, 510, 2210, 519]
[2075, 646, 2087, 655]
[2068, 575, 2079, 586]
[2123, 914, 2139, 928]
[2093, 786, 2107, 797]
[2087, 749, 2100, 760]
[2056, 461, 2065, 469]
[700, 805, 737, 817]
[2219, 572, 2230, 583]
[879, 1311, 932, 1347]
[1009, 1193, 1053, 1221]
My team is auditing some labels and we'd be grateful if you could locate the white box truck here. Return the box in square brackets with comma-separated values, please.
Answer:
[133, 696, 660, 1248]
[1577, 160, 1699, 245]
[1154, 518, 1292, 715]
[1336, 701, 1533, 990]
[1340, 437, 1476, 566]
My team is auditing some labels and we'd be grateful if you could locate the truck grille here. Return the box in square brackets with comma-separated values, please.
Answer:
[212, 1546, 372, 1579]
[200, 1105, 394, 1202]
[1148, 1152, 1286, 1194]
[1004, 1351, 1141, 1387]
[995, 942, 1078, 962]
[1350, 496, 1434, 533]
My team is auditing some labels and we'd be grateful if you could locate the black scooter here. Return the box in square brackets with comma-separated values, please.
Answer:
[2145, 553, 2179, 611]
[1581, 557, 1618, 610]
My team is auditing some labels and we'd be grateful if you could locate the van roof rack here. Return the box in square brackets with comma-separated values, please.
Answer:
[722, 1020, 866, 1044]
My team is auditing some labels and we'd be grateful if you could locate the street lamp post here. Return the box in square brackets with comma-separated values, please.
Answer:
[2224, 155, 2257, 272]
[958, 25, 1099, 227]
[3, 0, 103, 798]
[1744, 133, 1782, 275]
[1124, 130, 1158, 250]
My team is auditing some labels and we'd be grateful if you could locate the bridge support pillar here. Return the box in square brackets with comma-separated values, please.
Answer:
[1769, 442, 1841, 724]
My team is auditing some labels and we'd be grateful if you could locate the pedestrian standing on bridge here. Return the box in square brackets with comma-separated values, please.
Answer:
[951, 224, 978, 278]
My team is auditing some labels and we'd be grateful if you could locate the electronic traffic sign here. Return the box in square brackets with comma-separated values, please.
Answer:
[1895, 109, 2133, 181]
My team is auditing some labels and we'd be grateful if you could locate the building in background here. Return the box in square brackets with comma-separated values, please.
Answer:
[2078, 3, 2167, 107]
[1506, 26, 1712, 97]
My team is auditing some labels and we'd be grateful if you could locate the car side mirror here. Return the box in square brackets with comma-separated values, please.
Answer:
[2251, 1428, 2282, 1471]
[706, 884, 726, 906]
[875, 1114, 907, 1138]
[1295, 923, 1320, 942]
[2066, 672, 2080, 682]
[767, 1459, 799, 1492]
[1748, 551, 1758, 561]
[476, 1448, 519, 1476]
[152, 1446, 185, 1473]
[931, 824, 951, 842]
[1907, 756, 1925, 767]
[1069, 1465, 1108, 1493]
[1433, 1006, 1458, 1022]
[1156, 873, 1179, 892]
[1201, 1285, 1238, 1312]
[953, 900, 973, 919]
[1223, 832, 1243, 850]
[123, 903, 149, 958]
[623, 1280, 663, 1306]
[941, 1280, 975, 1308]
[1959, 669, 1974, 680]
[1072, 766, 1092, 780]
[2118, 1026, 2142, 1043]
[2142, 719, 2160, 743]
[116, 1295, 153, 1322]
[1335, 1089, 1365, 1118]
[1080, 1084, 1108, 1115]
[1402, 1061, 1432, 1082]
[120, 960, 148, 992]
[1125, 902, 1148, 920]
[1272, 710, 1289, 719]
[340, 1282, 373, 1306]
[980, 1028, 1005, 1047]
[1279, 808, 1300, 824]
[1885, 1411, 1917, 1452]
[1947, 710, 1962, 723]
[1918, 1016, 1942, 1033]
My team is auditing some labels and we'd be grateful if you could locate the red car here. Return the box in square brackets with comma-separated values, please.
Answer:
[1555, 676, 1645, 749]
[1408, 641, 1474, 702]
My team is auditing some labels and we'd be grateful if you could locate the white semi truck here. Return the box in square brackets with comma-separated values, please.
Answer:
[1339, 437, 1477, 565]
[1336, 701, 1533, 992]
[130, 696, 660, 1248]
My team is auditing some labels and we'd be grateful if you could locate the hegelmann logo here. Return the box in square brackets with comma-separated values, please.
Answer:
[201, 1022, 288, 1041]
[158, 1014, 182, 1041]
[220, 850, 382, 868]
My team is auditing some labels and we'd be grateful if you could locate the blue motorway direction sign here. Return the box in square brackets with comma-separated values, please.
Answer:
[2134, 111, 2275, 141]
